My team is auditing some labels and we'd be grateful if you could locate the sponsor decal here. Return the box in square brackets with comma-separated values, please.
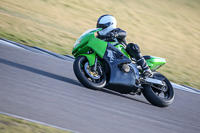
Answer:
[107, 49, 115, 63]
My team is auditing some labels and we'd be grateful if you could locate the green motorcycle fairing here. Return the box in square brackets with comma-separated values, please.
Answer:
[145, 56, 166, 71]
[113, 43, 130, 58]
[72, 28, 166, 71]
[72, 28, 107, 66]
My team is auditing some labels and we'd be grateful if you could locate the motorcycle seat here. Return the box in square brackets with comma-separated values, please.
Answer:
[143, 55, 151, 60]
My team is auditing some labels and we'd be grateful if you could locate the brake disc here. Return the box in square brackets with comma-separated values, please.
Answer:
[84, 62, 100, 79]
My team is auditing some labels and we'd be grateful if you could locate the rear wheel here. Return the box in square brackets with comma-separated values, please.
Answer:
[73, 56, 106, 90]
[142, 72, 175, 107]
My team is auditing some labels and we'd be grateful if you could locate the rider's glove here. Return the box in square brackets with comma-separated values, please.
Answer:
[105, 32, 117, 38]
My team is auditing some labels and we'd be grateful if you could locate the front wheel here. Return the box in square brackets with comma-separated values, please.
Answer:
[73, 56, 106, 90]
[142, 72, 175, 107]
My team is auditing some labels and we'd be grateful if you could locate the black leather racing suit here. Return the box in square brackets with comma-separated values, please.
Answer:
[97, 28, 127, 47]
[97, 28, 151, 74]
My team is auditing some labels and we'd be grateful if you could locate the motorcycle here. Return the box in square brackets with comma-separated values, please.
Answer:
[72, 28, 174, 107]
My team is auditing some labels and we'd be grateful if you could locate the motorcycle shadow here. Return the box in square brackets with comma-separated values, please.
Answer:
[100, 88, 151, 106]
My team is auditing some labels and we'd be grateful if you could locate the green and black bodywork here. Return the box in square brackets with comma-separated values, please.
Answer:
[72, 28, 174, 107]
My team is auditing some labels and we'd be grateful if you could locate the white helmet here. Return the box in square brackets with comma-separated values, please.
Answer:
[97, 14, 117, 35]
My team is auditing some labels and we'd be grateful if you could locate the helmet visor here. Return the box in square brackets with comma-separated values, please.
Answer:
[97, 22, 111, 29]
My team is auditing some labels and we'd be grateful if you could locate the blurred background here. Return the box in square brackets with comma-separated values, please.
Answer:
[0, 0, 199, 89]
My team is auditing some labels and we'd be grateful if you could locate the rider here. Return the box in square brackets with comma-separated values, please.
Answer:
[96, 14, 152, 76]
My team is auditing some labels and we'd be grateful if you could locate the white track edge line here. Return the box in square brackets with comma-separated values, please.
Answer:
[0, 111, 81, 133]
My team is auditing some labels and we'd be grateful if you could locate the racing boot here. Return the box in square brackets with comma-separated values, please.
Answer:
[137, 57, 153, 77]
[126, 43, 153, 77]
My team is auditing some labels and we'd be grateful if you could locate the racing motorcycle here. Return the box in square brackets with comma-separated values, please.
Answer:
[72, 28, 174, 107]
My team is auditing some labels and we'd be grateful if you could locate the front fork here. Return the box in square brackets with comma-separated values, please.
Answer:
[76, 52, 103, 76]
[92, 57, 104, 76]
[92, 57, 98, 72]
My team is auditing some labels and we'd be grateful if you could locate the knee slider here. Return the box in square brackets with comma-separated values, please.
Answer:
[132, 43, 140, 53]
[126, 43, 142, 59]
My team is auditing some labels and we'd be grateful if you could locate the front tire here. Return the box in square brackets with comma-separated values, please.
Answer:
[73, 56, 106, 90]
[142, 72, 175, 107]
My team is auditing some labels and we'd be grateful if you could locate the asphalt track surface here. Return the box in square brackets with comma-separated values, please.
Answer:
[0, 44, 200, 133]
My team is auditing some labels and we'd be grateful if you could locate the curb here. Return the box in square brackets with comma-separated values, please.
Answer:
[64, 54, 75, 60]
[32, 46, 74, 62]
[171, 83, 200, 94]
[181, 85, 200, 93]
[0, 38, 38, 52]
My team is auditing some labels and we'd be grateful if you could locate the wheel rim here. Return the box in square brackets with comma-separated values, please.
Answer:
[80, 59, 105, 84]
[151, 83, 169, 99]
[150, 75, 171, 99]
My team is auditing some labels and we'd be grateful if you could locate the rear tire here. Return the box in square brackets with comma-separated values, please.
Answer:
[73, 56, 106, 90]
[142, 72, 175, 107]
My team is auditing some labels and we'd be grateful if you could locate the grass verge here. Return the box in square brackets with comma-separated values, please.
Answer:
[0, 114, 71, 133]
